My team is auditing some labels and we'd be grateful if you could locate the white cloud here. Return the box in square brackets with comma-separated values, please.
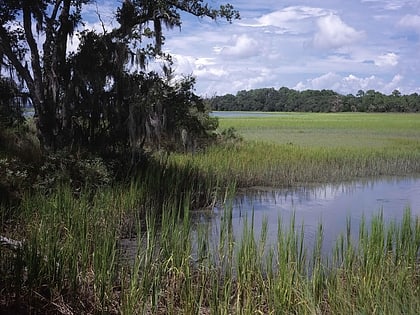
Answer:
[375, 52, 399, 67]
[219, 34, 260, 59]
[249, 6, 331, 35]
[256, 6, 329, 27]
[313, 14, 365, 49]
[362, 0, 412, 11]
[171, 54, 228, 82]
[294, 73, 406, 95]
[398, 15, 420, 32]
[72, 0, 420, 97]
[384, 74, 404, 92]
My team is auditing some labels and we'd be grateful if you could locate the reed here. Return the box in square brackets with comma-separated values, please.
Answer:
[170, 141, 420, 187]
[1, 181, 419, 313]
[1, 112, 419, 313]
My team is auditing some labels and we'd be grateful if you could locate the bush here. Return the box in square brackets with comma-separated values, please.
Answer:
[33, 152, 112, 194]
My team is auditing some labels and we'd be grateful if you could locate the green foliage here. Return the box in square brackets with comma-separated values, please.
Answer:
[171, 113, 420, 187]
[63, 31, 221, 155]
[219, 126, 243, 143]
[0, 77, 25, 128]
[0, 0, 239, 153]
[0, 123, 41, 205]
[209, 87, 420, 113]
[1, 182, 419, 313]
[33, 152, 112, 194]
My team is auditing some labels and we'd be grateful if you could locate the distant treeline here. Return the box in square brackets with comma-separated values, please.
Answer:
[207, 87, 420, 112]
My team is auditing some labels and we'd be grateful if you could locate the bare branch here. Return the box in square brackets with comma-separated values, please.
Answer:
[95, 2, 107, 34]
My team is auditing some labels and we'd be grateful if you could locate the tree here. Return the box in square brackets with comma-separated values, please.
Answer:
[0, 0, 239, 152]
[0, 76, 25, 127]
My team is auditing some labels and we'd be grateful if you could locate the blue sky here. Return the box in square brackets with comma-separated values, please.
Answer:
[84, 0, 420, 96]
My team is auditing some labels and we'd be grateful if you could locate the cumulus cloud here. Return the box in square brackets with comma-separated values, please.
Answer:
[313, 14, 365, 49]
[171, 54, 227, 79]
[384, 74, 404, 92]
[375, 52, 399, 67]
[294, 72, 405, 95]
[219, 34, 260, 59]
[194, 65, 278, 96]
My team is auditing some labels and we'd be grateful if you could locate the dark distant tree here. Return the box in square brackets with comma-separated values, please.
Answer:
[210, 94, 238, 110]
[330, 94, 344, 112]
[206, 87, 420, 113]
[372, 91, 386, 112]
[386, 89, 404, 112]
[284, 89, 300, 112]
[342, 94, 357, 112]
[263, 88, 280, 111]
[406, 93, 420, 112]
[277, 87, 290, 111]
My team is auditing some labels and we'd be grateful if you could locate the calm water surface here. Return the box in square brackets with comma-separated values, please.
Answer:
[211, 111, 290, 118]
[198, 176, 420, 254]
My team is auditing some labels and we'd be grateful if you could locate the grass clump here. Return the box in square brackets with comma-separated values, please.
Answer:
[1, 181, 419, 313]
[170, 141, 420, 187]
[167, 112, 420, 187]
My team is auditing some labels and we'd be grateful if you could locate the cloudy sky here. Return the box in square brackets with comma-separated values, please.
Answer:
[87, 0, 420, 96]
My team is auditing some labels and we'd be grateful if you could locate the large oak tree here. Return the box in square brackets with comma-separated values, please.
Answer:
[0, 0, 238, 152]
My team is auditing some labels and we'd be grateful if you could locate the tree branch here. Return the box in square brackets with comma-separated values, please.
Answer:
[0, 26, 35, 96]
[23, 4, 44, 108]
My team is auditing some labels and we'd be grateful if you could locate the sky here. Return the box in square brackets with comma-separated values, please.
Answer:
[84, 0, 420, 97]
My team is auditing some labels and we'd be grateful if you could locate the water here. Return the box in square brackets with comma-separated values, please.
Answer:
[211, 111, 292, 118]
[198, 176, 420, 255]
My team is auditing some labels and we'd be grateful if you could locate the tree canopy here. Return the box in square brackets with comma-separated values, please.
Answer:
[0, 0, 239, 154]
[208, 87, 420, 113]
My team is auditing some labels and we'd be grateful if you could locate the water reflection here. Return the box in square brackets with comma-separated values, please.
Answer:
[207, 176, 420, 255]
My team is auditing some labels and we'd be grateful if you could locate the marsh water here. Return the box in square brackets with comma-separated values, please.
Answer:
[194, 176, 420, 256]
[120, 176, 420, 260]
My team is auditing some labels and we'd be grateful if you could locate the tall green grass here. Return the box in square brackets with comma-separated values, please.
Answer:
[168, 112, 420, 187]
[1, 181, 419, 313]
[170, 141, 420, 187]
[1, 112, 419, 313]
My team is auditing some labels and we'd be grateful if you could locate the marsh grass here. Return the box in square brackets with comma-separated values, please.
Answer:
[218, 112, 420, 148]
[1, 112, 420, 313]
[202, 112, 420, 186]
[170, 141, 420, 187]
[169, 113, 420, 187]
[1, 180, 419, 314]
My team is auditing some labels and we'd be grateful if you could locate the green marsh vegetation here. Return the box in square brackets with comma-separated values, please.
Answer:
[1, 182, 419, 313]
[1, 0, 419, 311]
[172, 112, 420, 187]
[3, 112, 419, 313]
